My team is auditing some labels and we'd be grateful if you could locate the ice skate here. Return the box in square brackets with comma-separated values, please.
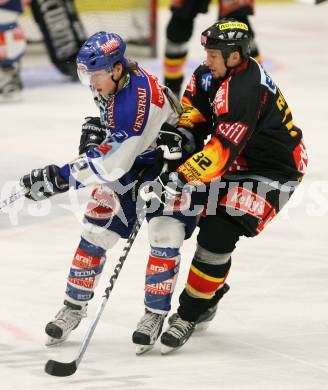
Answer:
[168, 305, 218, 332]
[45, 300, 87, 346]
[160, 314, 195, 355]
[132, 309, 166, 355]
[0, 64, 23, 103]
[168, 284, 230, 332]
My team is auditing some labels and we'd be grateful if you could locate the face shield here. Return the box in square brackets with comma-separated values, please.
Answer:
[77, 63, 113, 86]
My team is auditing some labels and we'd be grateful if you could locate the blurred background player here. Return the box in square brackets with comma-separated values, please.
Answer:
[0, 0, 26, 102]
[163, 0, 261, 97]
[0, 0, 86, 103]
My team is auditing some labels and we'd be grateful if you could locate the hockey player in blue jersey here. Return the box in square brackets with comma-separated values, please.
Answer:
[19, 31, 193, 347]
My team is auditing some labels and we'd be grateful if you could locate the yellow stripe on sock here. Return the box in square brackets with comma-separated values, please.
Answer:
[164, 57, 187, 66]
[190, 265, 225, 284]
[186, 283, 214, 299]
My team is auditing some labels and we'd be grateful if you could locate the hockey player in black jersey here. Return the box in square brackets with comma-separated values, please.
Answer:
[164, 0, 260, 97]
[140, 18, 308, 354]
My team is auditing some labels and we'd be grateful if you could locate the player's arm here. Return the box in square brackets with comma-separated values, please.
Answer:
[20, 133, 151, 201]
[177, 84, 261, 185]
[20, 86, 175, 200]
[177, 70, 214, 149]
[61, 133, 151, 188]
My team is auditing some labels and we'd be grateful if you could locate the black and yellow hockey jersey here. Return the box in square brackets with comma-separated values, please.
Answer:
[176, 58, 308, 185]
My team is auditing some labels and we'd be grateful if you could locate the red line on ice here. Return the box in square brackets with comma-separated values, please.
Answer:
[0, 320, 33, 341]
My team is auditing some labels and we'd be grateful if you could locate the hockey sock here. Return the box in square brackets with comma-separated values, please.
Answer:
[164, 49, 187, 97]
[65, 237, 106, 305]
[144, 246, 180, 314]
[178, 256, 231, 322]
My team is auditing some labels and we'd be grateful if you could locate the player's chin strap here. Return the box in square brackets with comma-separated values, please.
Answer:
[220, 49, 246, 80]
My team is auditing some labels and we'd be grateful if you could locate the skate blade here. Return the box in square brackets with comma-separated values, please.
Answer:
[160, 344, 179, 355]
[135, 344, 155, 355]
[195, 321, 211, 331]
[0, 93, 22, 103]
[45, 335, 68, 347]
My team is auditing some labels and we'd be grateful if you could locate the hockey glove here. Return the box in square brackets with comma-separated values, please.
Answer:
[79, 116, 107, 155]
[141, 171, 191, 211]
[20, 165, 69, 201]
[156, 123, 188, 171]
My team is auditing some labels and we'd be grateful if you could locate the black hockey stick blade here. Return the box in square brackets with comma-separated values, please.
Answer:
[45, 359, 77, 377]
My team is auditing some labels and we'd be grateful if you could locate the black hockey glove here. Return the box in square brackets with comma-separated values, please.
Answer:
[156, 123, 187, 171]
[79, 116, 107, 155]
[20, 165, 69, 201]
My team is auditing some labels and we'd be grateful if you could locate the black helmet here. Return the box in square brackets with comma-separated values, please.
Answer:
[201, 18, 251, 61]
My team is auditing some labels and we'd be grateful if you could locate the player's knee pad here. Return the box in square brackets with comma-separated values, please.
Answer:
[194, 244, 231, 266]
[144, 246, 181, 314]
[0, 14, 26, 65]
[82, 223, 120, 250]
[148, 216, 185, 248]
[65, 237, 107, 304]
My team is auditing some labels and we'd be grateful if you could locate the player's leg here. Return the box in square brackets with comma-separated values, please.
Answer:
[45, 185, 131, 346]
[164, 0, 211, 97]
[219, 0, 261, 61]
[0, 0, 25, 102]
[161, 177, 298, 353]
[30, 0, 86, 79]
[161, 214, 243, 353]
[132, 215, 187, 354]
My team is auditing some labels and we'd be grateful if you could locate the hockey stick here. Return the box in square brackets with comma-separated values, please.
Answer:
[0, 188, 26, 211]
[44, 210, 146, 377]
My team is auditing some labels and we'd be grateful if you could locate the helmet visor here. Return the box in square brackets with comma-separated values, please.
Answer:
[77, 64, 112, 86]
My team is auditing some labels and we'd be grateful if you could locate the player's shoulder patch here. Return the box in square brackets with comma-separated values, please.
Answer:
[255, 60, 277, 94]
[140, 67, 165, 108]
[200, 72, 212, 93]
[213, 76, 231, 116]
[193, 65, 213, 93]
[195, 65, 213, 93]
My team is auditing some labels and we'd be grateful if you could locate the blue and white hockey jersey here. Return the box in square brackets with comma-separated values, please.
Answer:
[59, 65, 178, 188]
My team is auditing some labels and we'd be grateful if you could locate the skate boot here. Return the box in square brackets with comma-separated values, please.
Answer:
[168, 305, 218, 332]
[0, 64, 23, 103]
[168, 283, 230, 331]
[45, 300, 87, 346]
[160, 314, 195, 354]
[132, 309, 166, 355]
